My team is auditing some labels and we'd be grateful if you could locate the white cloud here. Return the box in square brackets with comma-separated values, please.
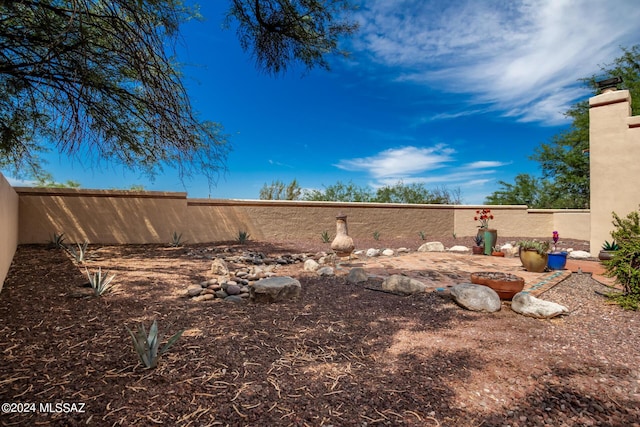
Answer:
[463, 161, 510, 169]
[354, 0, 640, 124]
[335, 145, 455, 178]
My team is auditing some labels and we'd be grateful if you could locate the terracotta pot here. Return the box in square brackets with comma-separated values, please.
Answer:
[470, 271, 525, 300]
[492, 251, 505, 257]
[472, 246, 484, 255]
[519, 249, 548, 273]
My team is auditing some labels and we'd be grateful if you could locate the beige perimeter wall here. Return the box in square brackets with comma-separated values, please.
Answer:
[0, 174, 19, 292]
[15, 187, 589, 245]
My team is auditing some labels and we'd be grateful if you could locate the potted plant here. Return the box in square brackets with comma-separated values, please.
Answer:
[547, 231, 568, 270]
[472, 235, 484, 255]
[491, 246, 505, 257]
[517, 240, 550, 273]
[474, 208, 496, 256]
[599, 240, 620, 261]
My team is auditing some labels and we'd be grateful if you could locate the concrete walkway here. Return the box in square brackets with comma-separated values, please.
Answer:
[340, 251, 614, 296]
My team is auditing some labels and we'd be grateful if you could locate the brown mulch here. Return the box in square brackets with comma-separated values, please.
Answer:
[0, 238, 639, 427]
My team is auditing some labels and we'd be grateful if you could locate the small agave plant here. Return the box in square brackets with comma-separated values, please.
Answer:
[126, 320, 184, 369]
[66, 240, 89, 263]
[85, 267, 115, 296]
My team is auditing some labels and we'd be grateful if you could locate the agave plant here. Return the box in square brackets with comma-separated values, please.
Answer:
[418, 231, 426, 240]
[85, 267, 115, 296]
[602, 240, 620, 251]
[126, 320, 184, 369]
[65, 240, 89, 263]
[169, 231, 186, 247]
[236, 230, 250, 244]
[321, 230, 330, 243]
[49, 232, 66, 249]
[372, 230, 381, 241]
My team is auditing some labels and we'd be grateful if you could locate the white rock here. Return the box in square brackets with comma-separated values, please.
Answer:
[382, 249, 395, 256]
[568, 250, 591, 259]
[418, 241, 445, 252]
[511, 292, 569, 318]
[450, 284, 501, 312]
[303, 259, 320, 272]
[448, 245, 469, 253]
[500, 243, 518, 257]
[366, 248, 381, 257]
[397, 247, 410, 253]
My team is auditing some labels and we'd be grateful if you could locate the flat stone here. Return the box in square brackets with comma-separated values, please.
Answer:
[346, 267, 368, 284]
[448, 245, 469, 253]
[382, 249, 395, 256]
[382, 275, 426, 295]
[187, 285, 204, 297]
[418, 241, 445, 252]
[250, 276, 301, 303]
[569, 250, 591, 259]
[450, 283, 501, 312]
[192, 294, 215, 302]
[317, 266, 335, 276]
[511, 292, 569, 318]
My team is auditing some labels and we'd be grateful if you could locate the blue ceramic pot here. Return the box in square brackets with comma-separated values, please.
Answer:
[547, 251, 568, 270]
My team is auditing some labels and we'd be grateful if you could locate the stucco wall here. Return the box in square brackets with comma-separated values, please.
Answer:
[17, 187, 188, 244]
[15, 187, 589, 246]
[0, 173, 19, 292]
[589, 90, 640, 253]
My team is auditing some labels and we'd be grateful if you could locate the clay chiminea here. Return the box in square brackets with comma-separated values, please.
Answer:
[331, 213, 355, 258]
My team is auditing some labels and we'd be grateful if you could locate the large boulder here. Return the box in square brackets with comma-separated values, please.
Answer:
[511, 292, 569, 318]
[450, 283, 501, 312]
[382, 275, 427, 295]
[418, 242, 445, 252]
[568, 250, 591, 259]
[346, 267, 368, 284]
[250, 276, 301, 303]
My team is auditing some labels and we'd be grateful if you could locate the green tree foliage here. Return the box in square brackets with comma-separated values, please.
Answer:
[374, 182, 461, 204]
[486, 45, 640, 208]
[604, 207, 640, 310]
[303, 180, 372, 202]
[297, 179, 462, 204]
[0, 1, 357, 181]
[34, 173, 80, 188]
[227, 0, 358, 74]
[485, 174, 550, 206]
[259, 178, 302, 200]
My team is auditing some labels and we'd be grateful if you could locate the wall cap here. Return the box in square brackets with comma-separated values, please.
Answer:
[628, 116, 640, 128]
[589, 90, 630, 108]
[14, 187, 187, 199]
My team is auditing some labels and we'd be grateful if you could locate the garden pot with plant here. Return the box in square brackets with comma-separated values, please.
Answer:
[517, 240, 550, 273]
[599, 240, 619, 261]
[474, 208, 496, 256]
[547, 231, 568, 270]
[472, 235, 484, 255]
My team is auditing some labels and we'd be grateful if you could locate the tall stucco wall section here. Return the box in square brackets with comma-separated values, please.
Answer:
[589, 90, 640, 254]
[0, 173, 19, 292]
[16, 188, 188, 244]
[186, 200, 454, 243]
[15, 189, 590, 245]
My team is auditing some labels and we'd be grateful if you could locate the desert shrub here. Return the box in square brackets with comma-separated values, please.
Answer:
[604, 208, 640, 310]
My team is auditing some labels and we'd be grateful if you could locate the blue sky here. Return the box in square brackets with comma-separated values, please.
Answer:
[5, 0, 640, 203]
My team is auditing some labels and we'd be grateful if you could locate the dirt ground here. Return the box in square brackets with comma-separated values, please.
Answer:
[0, 238, 639, 426]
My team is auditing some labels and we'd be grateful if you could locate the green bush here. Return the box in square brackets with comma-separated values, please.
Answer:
[604, 208, 640, 310]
